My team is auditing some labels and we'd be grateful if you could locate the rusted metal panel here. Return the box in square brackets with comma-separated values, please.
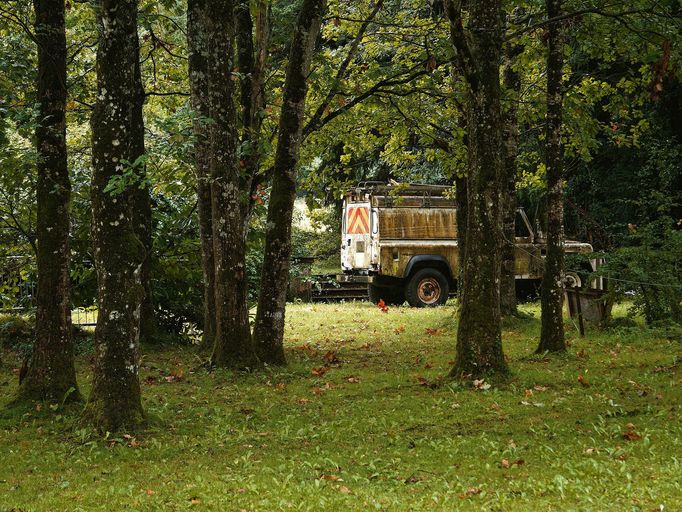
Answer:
[378, 208, 457, 240]
[379, 241, 458, 278]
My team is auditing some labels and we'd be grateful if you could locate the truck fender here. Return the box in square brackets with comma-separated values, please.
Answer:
[404, 255, 453, 280]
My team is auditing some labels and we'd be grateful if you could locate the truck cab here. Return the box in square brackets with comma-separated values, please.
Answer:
[338, 182, 596, 307]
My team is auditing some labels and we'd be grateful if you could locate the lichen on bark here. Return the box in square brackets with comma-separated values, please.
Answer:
[84, 0, 146, 431]
[18, 0, 81, 403]
[538, 0, 567, 353]
[253, 0, 326, 365]
[446, 0, 509, 379]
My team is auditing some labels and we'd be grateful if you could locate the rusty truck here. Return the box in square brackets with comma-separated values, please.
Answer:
[338, 182, 597, 307]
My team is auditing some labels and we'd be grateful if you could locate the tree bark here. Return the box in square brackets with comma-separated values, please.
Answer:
[84, 0, 145, 430]
[446, 0, 508, 378]
[131, 30, 156, 345]
[236, 0, 269, 203]
[454, 174, 467, 300]
[253, 0, 326, 365]
[19, 0, 81, 402]
[538, 0, 566, 352]
[205, 0, 259, 369]
[187, 0, 216, 349]
[500, 43, 522, 317]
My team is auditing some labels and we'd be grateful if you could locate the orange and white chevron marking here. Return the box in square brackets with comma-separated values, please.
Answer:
[346, 207, 370, 234]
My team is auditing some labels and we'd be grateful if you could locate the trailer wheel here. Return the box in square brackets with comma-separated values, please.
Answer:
[406, 268, 449, 307]
[368, 284, 405, 305]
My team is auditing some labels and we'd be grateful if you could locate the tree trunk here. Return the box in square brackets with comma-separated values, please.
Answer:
[19, 0, 80, 402]
[205, 0, 259, 369]
[236, 0, 269, 202]
[187, 0, 216, 350]
[454, 174, 467, 300]
[500, 43, 522, 317]
[538, 0, 566, 353]
[446, 0, 508, 378]
[84, 0, 145, 431]
[131, 32, 156, 345]
[253, 0, 326, 365]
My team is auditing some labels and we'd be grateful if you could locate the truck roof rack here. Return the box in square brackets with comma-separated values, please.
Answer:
[350, 182, 451, 196]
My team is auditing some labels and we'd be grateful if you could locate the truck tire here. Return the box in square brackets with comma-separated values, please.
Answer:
[406, 268, 449, 307]
[368, 284, 405, 305]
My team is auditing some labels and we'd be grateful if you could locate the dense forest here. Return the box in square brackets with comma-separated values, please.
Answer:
[0, 0, 680, 427]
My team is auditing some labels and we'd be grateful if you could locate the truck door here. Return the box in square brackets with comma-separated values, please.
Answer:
[341, 202, 372, 270]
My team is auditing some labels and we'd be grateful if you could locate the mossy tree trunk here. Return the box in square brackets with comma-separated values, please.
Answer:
[205, 0, 259, 369]
[130, 33, 156, 345]
[253, 0, 326, 365]
[19, 0, 80, 402]
[500, 43, 522, 318]
[84, 0, 145, 431]
[454, 174, 467, 300]
[538, 0, 567, 353]
[446, 0, 508, 378]
[187, 0, 216, 350]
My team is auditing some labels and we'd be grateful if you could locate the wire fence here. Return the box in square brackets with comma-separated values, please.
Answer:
[1, 257, 98, 326]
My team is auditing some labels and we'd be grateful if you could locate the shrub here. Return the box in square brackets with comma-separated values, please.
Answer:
[0, 313, 34, 351]
[597, 218, 682, 325]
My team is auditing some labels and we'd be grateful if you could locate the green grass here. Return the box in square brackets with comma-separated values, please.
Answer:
[1, 302, 681, 511]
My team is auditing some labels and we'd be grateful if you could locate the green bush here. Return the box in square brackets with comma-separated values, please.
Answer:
[597, 218, 682, 325]
[0, 313, 34, 350]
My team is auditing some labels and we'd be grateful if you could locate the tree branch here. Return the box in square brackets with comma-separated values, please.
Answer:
[304, 0, 384, 137]
[444, 0, 480, 92]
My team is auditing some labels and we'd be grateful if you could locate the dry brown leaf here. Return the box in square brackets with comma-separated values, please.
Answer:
[622, 430, 642, 441]
[311, 366, 329, 377]
[459, 487, 482, 499]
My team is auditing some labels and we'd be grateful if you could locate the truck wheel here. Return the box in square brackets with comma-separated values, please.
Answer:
[406, 268, 449, 307]
[368, 284, 405, 305]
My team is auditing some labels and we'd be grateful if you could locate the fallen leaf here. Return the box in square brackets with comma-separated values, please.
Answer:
[425, 328, 442, 336]
[339, 485, 351, 494]
[376, 299, 389, 313]
[323, 351, 339, 365]
[311, 366, 329, 377]
[622, 430, 642, 441]
[320, 474, 342, 481]
[146, 489, 156, 496]
[459, 487, 482, 499]
[578, 374, 590, 387]
[296, 398, 311, 405]
[190, 497, 202, 505]
[473, 379, 491, 391]
[534, 385, 548, 392]
[501, 459, 510, 468]
[346, 376, 360, 383]
[394, 325, 405, 334]
[524, 389, 534, 397]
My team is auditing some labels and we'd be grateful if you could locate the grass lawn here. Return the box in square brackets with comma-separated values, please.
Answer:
[1, 302, 681, 511]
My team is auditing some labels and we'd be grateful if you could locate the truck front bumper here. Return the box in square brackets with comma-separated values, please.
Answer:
[337, 273, 375, 284]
